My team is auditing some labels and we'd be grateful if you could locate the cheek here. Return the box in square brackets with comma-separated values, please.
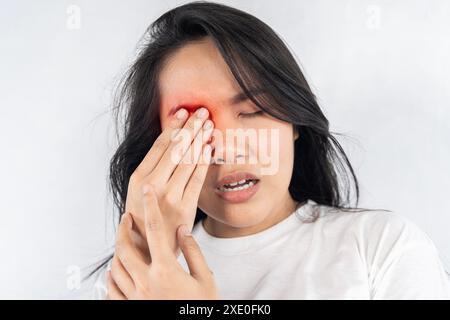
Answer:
[279, 126, 295, 156]
[267, 124, 295, 175]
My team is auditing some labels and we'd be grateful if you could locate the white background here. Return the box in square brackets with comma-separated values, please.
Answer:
[0, 0, 449, 299]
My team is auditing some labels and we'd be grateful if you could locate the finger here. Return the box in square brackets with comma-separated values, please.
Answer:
[111, 254, 135, 298]
[115, 213, 148, 281]
[182, 143, 213, 206]
[106, 270, 126, 300]
[177, 224, 212, 282]
[151, 107, 210, 185]
[166, 119, 214, 202]
[142, 184, 174, 264]
[134, 108, 189, 177]
[129, 226, 152, 265]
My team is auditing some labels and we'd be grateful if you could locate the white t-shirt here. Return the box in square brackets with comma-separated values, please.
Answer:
[93, 199, 450, 299]
[178, 199, 450, 299]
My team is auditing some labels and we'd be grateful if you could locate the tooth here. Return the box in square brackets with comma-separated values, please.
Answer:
[238, 179, 246, 185]
[219, 179, 257, 193]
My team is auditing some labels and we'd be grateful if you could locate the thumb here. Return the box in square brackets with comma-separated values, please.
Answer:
[177, 224, 212, 282]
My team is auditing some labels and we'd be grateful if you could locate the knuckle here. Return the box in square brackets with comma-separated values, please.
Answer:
[161, 192, 177, 206]
[129, 171, 141, 185]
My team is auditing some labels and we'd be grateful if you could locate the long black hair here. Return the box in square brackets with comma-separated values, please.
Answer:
[87, 0, 366, 279]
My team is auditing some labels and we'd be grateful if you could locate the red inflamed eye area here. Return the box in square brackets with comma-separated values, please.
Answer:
[170, 104, 216, 145]
[174, 104, 214, 122]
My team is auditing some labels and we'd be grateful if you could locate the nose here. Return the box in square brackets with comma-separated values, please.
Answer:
[210, 116, 250, 165]
[211, 140, 245, 165]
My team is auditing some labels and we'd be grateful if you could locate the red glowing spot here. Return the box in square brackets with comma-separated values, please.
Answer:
[169, 104, 215, 145]
[170, 104, 214, 122]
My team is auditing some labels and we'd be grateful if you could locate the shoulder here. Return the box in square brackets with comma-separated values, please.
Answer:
[307, 201, 443, 269]
[309, 202, 450, 298]
[310, 201, 431, 247]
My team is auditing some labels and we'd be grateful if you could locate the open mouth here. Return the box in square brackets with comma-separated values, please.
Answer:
[217, 179, 260, 192]
[214, 172, 261, 203]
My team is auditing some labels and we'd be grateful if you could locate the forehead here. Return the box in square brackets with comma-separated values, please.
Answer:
[158, 38, 241, 112]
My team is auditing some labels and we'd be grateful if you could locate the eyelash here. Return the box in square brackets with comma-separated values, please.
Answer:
[239, 111, 264, 118]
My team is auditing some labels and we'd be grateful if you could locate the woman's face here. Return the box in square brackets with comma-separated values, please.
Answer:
[159, 37, 299, 236]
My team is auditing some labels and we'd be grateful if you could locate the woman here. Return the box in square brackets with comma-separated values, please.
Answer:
[90, 1, 450, 299]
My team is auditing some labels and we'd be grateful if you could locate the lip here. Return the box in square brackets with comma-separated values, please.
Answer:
[214, 171, 261, 204]
[215, 172, 259, 188]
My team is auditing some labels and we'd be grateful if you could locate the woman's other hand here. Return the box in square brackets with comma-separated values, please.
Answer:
[107, 189, 219, 300]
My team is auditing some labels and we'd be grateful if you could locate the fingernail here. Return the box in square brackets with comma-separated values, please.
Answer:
[196, 107, 208, 118]
[175, 108, 188, 120]
[203, 119, 213, 130]
[179, 224, 191, 236]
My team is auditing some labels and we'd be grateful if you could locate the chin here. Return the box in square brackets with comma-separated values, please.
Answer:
[202, 202, 267, 229]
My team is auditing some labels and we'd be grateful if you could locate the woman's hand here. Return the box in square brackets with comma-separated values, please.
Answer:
[124, 107, 214, 259]
[106, 185, 219, 300]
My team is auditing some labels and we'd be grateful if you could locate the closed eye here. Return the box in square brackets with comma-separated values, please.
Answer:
[239, 111, 264, 118]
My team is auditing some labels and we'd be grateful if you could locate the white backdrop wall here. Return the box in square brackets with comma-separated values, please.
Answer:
[0, 0, 448, 299]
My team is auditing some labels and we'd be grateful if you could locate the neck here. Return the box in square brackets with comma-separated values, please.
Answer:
[203, 193, 302, 238]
